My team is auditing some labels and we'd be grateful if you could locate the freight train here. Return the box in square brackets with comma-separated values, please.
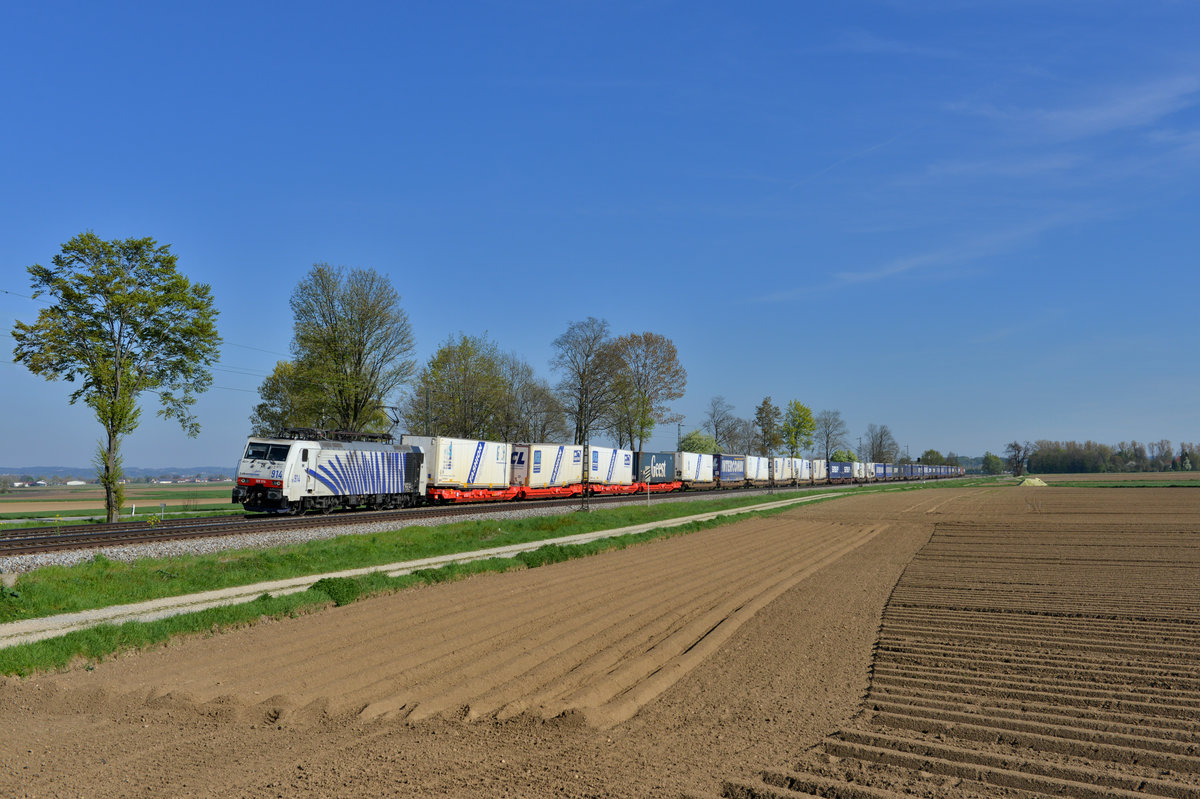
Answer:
[233, 428, 966, 515]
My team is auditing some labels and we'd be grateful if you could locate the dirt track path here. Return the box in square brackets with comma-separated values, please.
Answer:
[0, 489, 992, 797]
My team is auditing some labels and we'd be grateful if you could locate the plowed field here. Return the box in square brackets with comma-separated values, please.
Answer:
[2, 486, 1197, 798]
[725, 488, 1200, 799]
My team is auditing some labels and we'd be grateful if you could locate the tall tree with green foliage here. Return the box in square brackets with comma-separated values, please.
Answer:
[920, 449, 946, 465]
[781, 399, 816, 457]
[981, 451, 1005, 474]
[11, 232, 220, 521]
[249, 360, 323, 436]
[402, 333, 510, 439]
[287, 263, 415, 433]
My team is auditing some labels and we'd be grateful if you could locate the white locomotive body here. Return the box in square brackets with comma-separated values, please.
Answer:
[233, 429, 426, 514]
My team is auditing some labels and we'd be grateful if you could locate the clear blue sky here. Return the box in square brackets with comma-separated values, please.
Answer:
[3, 1, 1198, 469]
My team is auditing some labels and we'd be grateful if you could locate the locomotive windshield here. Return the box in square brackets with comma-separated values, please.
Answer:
[243, 442, 292, 462]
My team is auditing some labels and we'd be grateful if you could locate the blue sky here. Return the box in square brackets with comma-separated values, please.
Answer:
[3, 1, 1198, 469]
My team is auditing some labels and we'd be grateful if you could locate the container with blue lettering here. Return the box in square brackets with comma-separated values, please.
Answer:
[401, 435, 511, 489]
[510, 443, 583, 489]
[585, 445, 634, 485]
[715, 454, 747, 485]
[675, 451, 714, 484]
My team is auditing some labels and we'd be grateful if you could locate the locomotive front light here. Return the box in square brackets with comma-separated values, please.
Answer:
[269, 479, 283, 488]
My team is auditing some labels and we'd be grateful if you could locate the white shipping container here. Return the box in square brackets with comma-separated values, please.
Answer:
[401, 435, 511, 489]
[797, 458, 812, 481]
[853, 462, 866, 480]
[771, 457, 793, 482]
[586, 445, 634, 485]
[511, 443, 583, 488]
[745, 455, 770, 481]
[675, 451, 714, 483]
[812, 459, 828, 481]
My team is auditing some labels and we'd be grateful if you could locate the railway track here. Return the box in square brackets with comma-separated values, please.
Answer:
[720, 502, 1200, 798]
[0, 486, 825, 557]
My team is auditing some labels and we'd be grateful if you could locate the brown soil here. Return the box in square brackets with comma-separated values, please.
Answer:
[2, 486, 1194, 798]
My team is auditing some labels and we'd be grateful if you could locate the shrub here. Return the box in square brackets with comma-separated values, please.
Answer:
[309, 577, 361, 607]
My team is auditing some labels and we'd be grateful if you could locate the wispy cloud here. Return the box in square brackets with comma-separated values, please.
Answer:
[922, 153, 1085, 179]
[826, 28, 960, 60]
[958, 74, 1200, 141]
[833, 217, 1063, 285]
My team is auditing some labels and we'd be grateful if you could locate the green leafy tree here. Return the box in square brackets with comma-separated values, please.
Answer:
[679, 430, 719, 454]
[981, 451, 1005, 474]
[287, 263, 415, 433]
[920, 449, 946, 465]
[249, 360, 324, 435]
[12, 232, 220, 522]
[830, 448, 857, 463]
[402, 333, 510, 439]
[781, 400, 816, 457]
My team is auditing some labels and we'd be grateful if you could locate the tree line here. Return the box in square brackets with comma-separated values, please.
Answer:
[1000, 439, 1197, 475]
[249, 266, 689, 451]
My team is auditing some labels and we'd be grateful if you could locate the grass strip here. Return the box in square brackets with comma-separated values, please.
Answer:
[0, 499, 814, 676]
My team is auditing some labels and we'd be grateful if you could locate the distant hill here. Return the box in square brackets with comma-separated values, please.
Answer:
[0, 466, 232, 480]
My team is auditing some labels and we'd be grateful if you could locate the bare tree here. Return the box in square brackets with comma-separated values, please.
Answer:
[1005, 440, 1033, 476]
[724, 417, 756, 454]
[814, 409, 849, 462]
[550, 317, 619, 445]
[498, 353, 569, 443]
[863, 423, 899, 462]
[705, 396, 736, 450]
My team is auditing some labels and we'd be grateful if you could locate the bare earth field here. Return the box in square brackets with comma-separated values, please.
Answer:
[1, 486, 1197, 798]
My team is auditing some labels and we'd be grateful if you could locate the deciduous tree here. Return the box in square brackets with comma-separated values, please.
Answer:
[605, 331, 687, 452]
[402, 333, 509, 440]
[679, 430, 719, 454]
[550, 317, 619, 445]
[288, 263, 415, 432]
[1005, 440, 1033, 476]
[782, 400, 816, 457]
[752, 396, 783, 456]
[12, 232, 220, 522]
[862, 423, 898, 462]
[981, 451, 1005, 474]
[705, 396, 736, 450]
[813, 409, 849, 462]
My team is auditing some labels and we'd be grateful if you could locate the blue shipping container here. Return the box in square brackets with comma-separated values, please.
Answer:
[715, 454, 746, 481]
[633, 452, 676, 484]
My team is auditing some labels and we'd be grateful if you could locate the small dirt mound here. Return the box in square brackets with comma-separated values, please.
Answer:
[1019, 476, 1047, 486]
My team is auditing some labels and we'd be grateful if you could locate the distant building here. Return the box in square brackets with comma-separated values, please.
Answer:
[66, 480, 87, 486]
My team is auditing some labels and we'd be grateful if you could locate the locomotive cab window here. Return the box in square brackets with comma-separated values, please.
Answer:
[244, 442, 292, 462]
